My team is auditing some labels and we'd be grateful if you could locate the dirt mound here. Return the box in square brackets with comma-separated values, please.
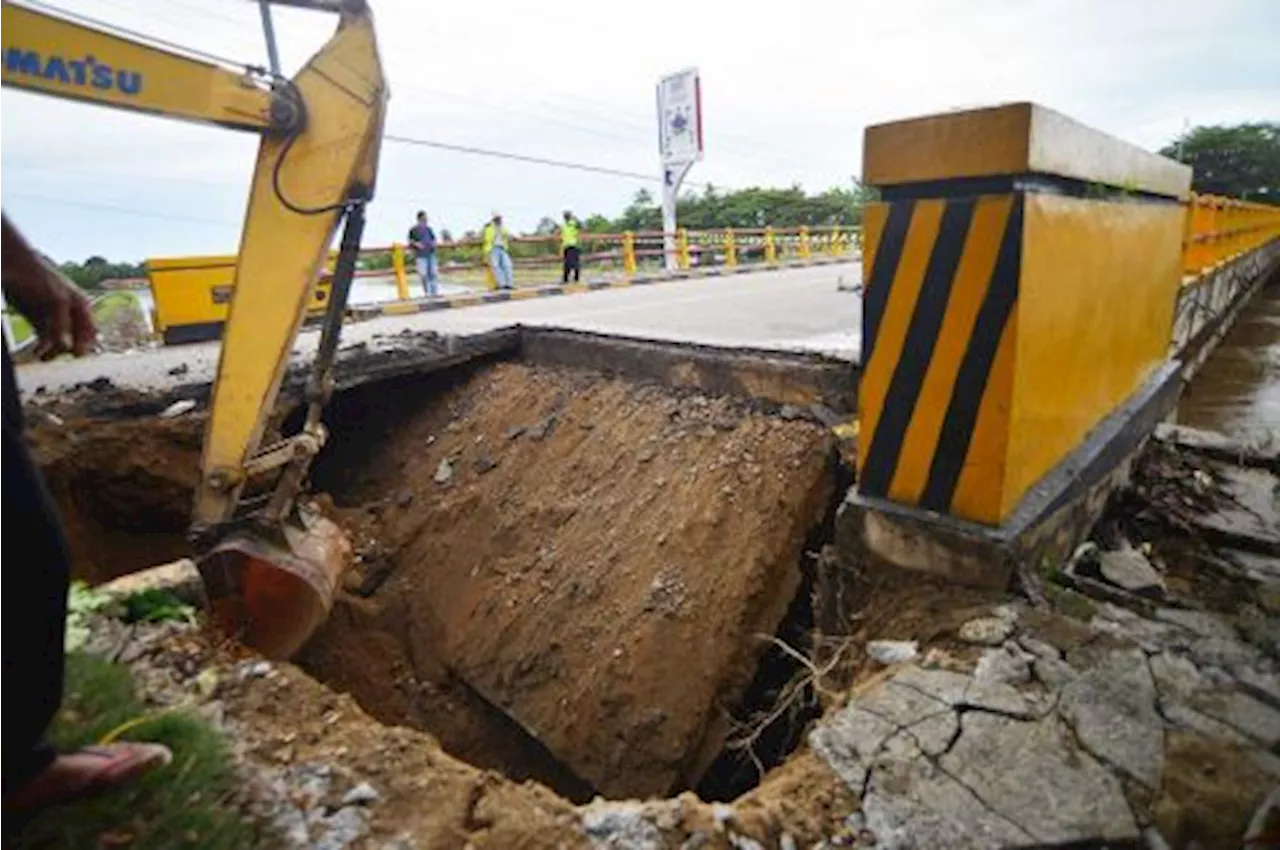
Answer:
[306, 362, 835, 798]
[29, 415, 202, 583]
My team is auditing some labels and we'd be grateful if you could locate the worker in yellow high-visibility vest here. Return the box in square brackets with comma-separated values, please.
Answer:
[482, 211, 514, 290]
[560, 210, 581, 284]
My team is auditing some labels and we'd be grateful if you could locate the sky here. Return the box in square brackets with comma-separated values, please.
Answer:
[2, 0, 1278, 263]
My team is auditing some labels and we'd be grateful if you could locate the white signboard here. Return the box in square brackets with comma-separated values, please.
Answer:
[657, 68, 703, 166]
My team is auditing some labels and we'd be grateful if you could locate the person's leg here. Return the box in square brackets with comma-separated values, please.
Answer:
[562, 248, 571, 284]
[2, 345, 67, 795]
[501, 250, 515, 289]
[488, 248, 503, 290]
[570, 246, 581, 282]
[415, 256, 429, 297]
[426, 255, 439, 298]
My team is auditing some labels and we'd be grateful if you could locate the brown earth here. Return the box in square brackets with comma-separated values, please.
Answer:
[305, 362, 835, 798]
[76, 605, 858, 849]
[25, 360, 838, 803]
[28, 415, 202, 584]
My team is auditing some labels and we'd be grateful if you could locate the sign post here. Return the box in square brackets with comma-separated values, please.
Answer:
[657, 68, 703, 272]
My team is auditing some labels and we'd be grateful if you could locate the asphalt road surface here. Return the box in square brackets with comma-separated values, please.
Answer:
[17, 261, 862, 397]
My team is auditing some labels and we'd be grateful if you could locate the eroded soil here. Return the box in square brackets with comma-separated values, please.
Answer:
[29, 414, 202, 584]
[26, 360, 837, 802]
[305, 362, 835, 798]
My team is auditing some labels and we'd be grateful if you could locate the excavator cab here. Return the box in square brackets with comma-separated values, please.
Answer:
[2, 0, 388, 657]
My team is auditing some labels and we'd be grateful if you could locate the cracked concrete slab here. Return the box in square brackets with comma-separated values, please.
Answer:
[1191, 689, 1280, 746]
[861, 757, 1033, 850]
[1057, 646, 1165, 789]
[940, 712, 1139, 844]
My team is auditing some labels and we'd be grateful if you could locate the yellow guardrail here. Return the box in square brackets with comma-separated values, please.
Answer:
[143, 224, 862, 343]
[1182, 193, 1280, 279]
[380, 224, 860, 284]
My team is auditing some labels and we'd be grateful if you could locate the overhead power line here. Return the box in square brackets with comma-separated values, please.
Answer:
[3, 192, 239, 227]
[383, 134, 676, 185]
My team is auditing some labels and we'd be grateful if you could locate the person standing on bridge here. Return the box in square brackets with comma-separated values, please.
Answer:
[407, 210, 439, 298]
[2, 214, 173, 813]
[560, 210, 581, 284]
[483, 212, 514, 291]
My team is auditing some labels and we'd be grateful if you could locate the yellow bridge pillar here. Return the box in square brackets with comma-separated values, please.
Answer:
[854, 103, 1192, 566]
[677, 228, 691, 270]
[391, 242, 409, 300]
[799, 226, 811, 260]
[725, 228, 738, 268]
[622, 231, 638, 276]
[764, 226, 777, 264]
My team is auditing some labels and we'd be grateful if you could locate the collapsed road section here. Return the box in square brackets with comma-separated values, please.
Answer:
[27, 339, 843, 802]
[20, 319, 1280, 848]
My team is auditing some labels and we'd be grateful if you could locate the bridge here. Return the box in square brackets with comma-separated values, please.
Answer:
[15, 101, 1280, 848]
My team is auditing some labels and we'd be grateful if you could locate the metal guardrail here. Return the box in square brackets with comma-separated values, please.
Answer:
[370, 225, 861, 297]
[1183, 193, 1280, 279]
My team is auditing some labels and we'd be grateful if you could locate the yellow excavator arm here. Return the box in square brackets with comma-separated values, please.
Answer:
[2, 0, 388, 657]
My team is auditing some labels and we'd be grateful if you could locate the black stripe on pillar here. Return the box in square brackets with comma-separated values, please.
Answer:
[919, 194, 1025, 512]
[862, 200, 914, 363]
[859, 198, 977, 498]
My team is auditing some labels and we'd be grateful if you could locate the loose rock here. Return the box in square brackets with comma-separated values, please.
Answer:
[159, 399, 197, 419]
[340, 782, 380, 806]
[867, 640, 919, 665]
[433, 458, 454, 484]
[1097, 548, 1167, 597]
[957, 617, 1015, 646]
[527, 415, 558, 441]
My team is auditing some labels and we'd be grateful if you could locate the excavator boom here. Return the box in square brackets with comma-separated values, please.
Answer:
[2, 0, 387, 657]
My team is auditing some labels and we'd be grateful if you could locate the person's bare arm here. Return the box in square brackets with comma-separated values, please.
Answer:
[2, 215, 96, 359]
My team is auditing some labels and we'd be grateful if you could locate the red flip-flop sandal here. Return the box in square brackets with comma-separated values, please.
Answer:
[4, 742, 173, 811]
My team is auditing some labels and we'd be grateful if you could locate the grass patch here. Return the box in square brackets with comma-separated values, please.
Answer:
[92, 291, 142, 324]
[8, 652, 259, 850]
[3, 292, 141, 348]
[4, 311, 33, 344]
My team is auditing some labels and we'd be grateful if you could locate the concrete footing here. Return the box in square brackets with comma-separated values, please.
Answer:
[836, 361, 1183, 589]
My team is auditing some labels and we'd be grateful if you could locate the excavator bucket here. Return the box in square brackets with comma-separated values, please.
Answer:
[197, 506, 352, 659]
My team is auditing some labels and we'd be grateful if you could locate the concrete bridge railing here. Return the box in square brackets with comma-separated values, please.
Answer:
[1182, 192, 1280, 279]
[840, 100, 1279, 590]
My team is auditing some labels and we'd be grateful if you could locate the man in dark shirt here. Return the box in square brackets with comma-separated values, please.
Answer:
[407, 210, 439, 297]
[2, 214, 172, 811]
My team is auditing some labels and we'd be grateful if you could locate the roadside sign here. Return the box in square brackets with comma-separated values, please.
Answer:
[657, 68, 703, 166]
[657, 68, 703, 270]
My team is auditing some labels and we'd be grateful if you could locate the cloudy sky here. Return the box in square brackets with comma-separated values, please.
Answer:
[3, 0, 1277, 263]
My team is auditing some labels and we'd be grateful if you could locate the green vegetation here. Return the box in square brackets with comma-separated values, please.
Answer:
[65, 581, 117, 653]
[9, 652, 256, 850]
[121, 588, 197, 625]
[93, 291, 143, 323]
[1161, 122, 1279, 200]
[56, 256, 146, 292]
[6, 292, 147, 349]
[5, 311, 34, 344]
[605, 181, 879, 232]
